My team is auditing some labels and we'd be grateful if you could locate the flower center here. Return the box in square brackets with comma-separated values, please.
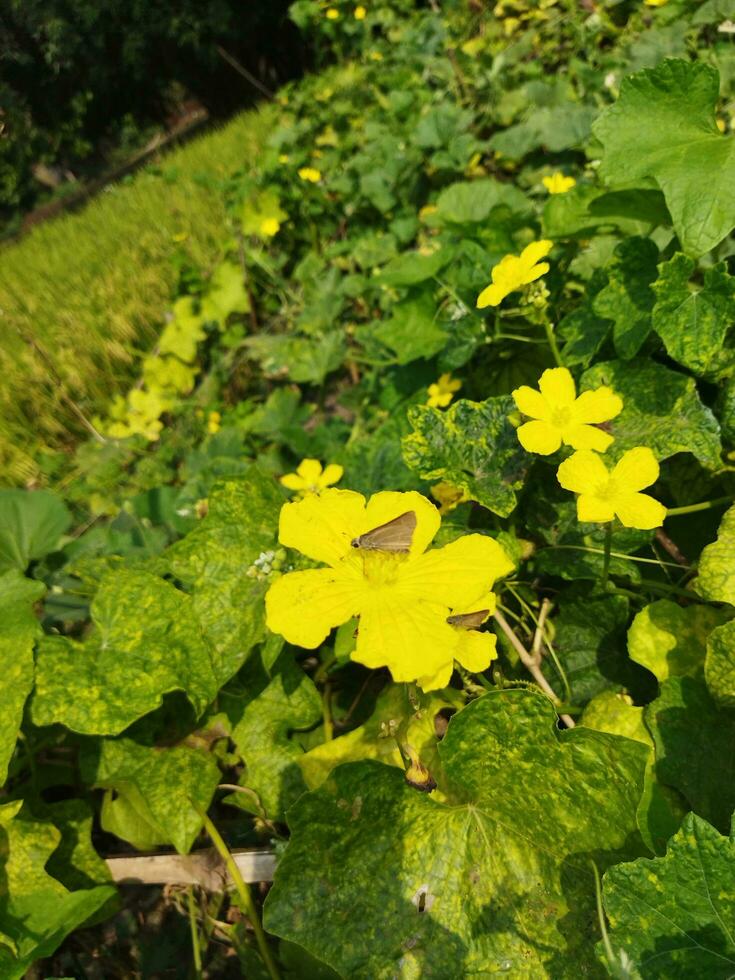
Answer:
[594, 477, 618, 501]
[360, 552, 407, 586]
[551, 406, 573, 428]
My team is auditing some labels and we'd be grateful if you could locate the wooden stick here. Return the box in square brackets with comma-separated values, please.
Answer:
[106, 848, 276, 889]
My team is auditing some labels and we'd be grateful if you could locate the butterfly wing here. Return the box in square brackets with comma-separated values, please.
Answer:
[351, 511, 417, 553]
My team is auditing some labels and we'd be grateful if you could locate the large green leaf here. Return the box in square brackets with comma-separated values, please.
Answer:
[434, 178, 529, 224]
[81, 732, 222, 854]
[581, 360, 722, 467]
[402, 397, 531, 516]
[603, 812, 735, 978]
[705, 619, 735, 708]
[166, 471, 284, 684]
[491, 104, 595, 159]
[593, 59, 735, 256]
[226, 651, 321, 821]
[0, 489, 71, 573]
[370, 294, 447, 365]
[652, 254, 735, 377]
[696, 504, 735, 604]
[645, 675, 735, 833]
[0, 802, 115, 980]
[628, 599, 729, 682]
[0, 571, 44, 783]
[31, 569, 219, 735]
[265, 689, 649, 977]
[592, 237, 658, 360]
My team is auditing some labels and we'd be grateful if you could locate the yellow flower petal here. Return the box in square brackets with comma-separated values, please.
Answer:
[320, 463, 344, 487]
[476, 281, 509, 308]
[611, 447, 659, 492]
[557, 450, 609, 494]
[577, 494, 616, 524]
[362, 490, 440, 557]
[561, 422, 614, 453]
[538, 367, 576, 407]
[520, 239, 553, 269]
[280, 473, 307, 491]
[279, 489, 367, 567]
[354, 593, 457, 682]
[614, 492, 667, 530]
[398, 534, 513, 609]
[297, 458, 324, 483]
[455, 630, 497, 673]
[572, 387, 623, 424]
[517, 420, 562, 455]
[265, 567, 363, 648]
[512, 385, 550, 421]
[416, 660, 455, 692]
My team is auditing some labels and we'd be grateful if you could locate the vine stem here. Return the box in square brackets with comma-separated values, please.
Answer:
[493, 609, 575, 728]
[542, 316, 564, 368]
[666, 496, 734, 517]
[187, 887, 204, 979]
[601, 522, 613, 591]
[195, 805, 281, 980]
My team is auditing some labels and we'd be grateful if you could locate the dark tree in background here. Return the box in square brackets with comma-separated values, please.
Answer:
[0, 0, 305, 218]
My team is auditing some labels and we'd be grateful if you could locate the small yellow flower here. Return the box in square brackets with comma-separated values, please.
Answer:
[542, 172, 576, 195]
[644, 0, 668, 6]
[368, 50, 383, 61]
[476, 240, 553, 308]
[207, 410, 221, 435]
[354, 5, 366, 18]
[326, 7, 340, 18]
[260, 217, 281, 237]
[557, 447, 666, 530]
[278, 153, 290, 163]
[418, 203, 438, 221]
[195, 498, 209, 519]
[427, 373, 461, 409]
[717, 118, 727, 134]
[512, 367, 622, 455]
[280, 459, 343, 495]
[431, 482, 468, 515]
[172, 231, 188, 243]
[298, 167, 322, 183]
[265, 490, 512, 689]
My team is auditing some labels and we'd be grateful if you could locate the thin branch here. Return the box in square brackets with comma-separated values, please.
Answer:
[493, 610, 575, 728]
[531, 597, 552, 661]
[216, 45, 274, 99]
[654, 528, 689, 568]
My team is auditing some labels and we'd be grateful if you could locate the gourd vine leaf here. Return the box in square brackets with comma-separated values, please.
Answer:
[591, 237, 658, 360]
[264, 688, 649, 978]
[0, 802, 116, 980]
[628, 600, 730, 683]
[593, 59, 735, 257]
[0, 489, 71, 573]
[696, 504, 735, 605]
[0, 570, 44, 783]
[165, 470, 285, 685]
[705, 619, 735, 709]
[580, 359, 721, 468]
[402, 397, 531, 517]
[603, 812, 735, 978]
[31, 568, 219, 736]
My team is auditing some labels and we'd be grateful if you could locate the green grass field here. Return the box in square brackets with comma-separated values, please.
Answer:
[0, 104, 275, 485]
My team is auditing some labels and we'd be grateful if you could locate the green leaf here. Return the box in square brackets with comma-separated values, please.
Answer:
[82, 732, 222, 854]
[226, 651, 321, 821]
[592, 237, 658, 359]
[244, 332, 345, 384]
[628, 600, 729, 682]
[378, 248, 449, 287]
[31, 569, 219, 736]
[543, 186, 669, 240]
[593, 59, 735, 256]
[0, 802, 115, 980]
[402, 397, 531, 517]
[603, 812, 735, 978]
[705, 619, 735, 707]
[434, 178, 529, 224]
[696, 504, 735, 604]
[581, 360, 722, 468]
[369, 294, 447, 365]
[200, 260, 251, 324]
[264, 689, 648, 977]
[0, 570, 44, 783]
[491, 104, 596, 159]
[166, 471, 283, 683]
[299, 684, 462, 791]
[652, 254, 735, 377]
[581, 690, 650, 746]
[0, 489, 72, 573]
[645, 674, 735, 832]
[241, 187, 288, 237]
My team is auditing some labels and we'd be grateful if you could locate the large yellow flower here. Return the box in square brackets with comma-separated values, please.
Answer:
[512, 367, 622, 455]
[476, 240, 553, 308]
[265, 490, 512, 689]
[557, 447, 667, 529]
[280, 459, 343, 495]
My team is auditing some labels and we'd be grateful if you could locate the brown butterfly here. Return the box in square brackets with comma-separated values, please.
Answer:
[351, 511, 417, 553]
[446, 609, 490, 630]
